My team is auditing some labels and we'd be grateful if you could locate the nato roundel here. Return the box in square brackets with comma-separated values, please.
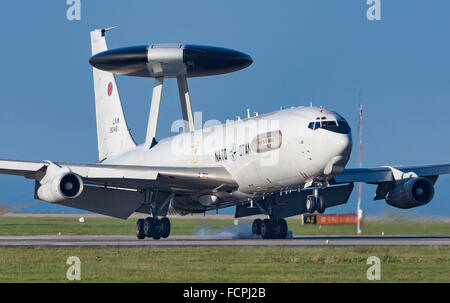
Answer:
[107, 82, 113, 96]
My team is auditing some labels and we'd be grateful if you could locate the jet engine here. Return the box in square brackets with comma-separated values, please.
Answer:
[385, 177, 434, 209]
[198, 195, 219, 207]
[36, 167, 84, 203]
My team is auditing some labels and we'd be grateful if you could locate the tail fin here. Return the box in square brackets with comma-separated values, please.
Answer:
[90, 28, 136, 162]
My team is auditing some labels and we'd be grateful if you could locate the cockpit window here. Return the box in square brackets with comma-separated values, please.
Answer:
[308, 120, 351, 134]
[321, 121, 337, 127]
[308, 122, 318, 130]
[323, 121, 351, 134]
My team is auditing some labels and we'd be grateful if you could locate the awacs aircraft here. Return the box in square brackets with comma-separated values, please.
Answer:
[1, 28, 450, 239]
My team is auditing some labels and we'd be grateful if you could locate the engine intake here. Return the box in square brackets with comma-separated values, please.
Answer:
[36, 170, 84, 203]
[59, 174, 82, 197]
[386, 177, 434, 209]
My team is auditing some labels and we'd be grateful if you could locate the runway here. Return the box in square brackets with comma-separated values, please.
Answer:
[0, 235, 449, 247]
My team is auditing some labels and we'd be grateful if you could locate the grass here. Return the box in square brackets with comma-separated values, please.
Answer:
[0, 246, 448, 282]
[0, 216, 448, 282]
[0, 216, 448, 236]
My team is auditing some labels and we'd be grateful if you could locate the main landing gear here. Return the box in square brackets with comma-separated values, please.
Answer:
[252, 218, 288, 239]
[305, 186, 326, 214]
[136, 217, 171, 240]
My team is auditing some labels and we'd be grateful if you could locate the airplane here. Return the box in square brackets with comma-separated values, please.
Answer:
[1, 28, 450, 240]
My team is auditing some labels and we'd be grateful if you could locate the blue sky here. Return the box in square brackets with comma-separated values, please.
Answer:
[0, 1, 449, 217]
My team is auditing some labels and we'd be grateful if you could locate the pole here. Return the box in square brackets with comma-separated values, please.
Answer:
[357, 103, 363, 235]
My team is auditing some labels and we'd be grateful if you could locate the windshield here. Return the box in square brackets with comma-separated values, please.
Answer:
[308, 120, 351, 134]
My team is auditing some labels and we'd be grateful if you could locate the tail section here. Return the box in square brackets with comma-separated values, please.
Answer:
[90, 28, 136, 162]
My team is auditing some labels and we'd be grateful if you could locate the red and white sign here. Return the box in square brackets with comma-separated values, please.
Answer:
[316, 214, 358, 225]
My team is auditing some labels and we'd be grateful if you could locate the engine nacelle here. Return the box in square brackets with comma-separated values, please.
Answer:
[36, 169, 84, 203]
[198, 195, 219, 207]
[386, 177, 434, 209]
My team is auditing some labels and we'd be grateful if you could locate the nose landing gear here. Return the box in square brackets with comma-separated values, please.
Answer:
[306, 185, 326, 214]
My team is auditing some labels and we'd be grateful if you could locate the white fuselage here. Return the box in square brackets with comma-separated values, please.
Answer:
[106, 106, 352, 198]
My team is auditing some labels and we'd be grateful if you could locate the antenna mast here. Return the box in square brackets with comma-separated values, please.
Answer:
[357, 103, 363, 235]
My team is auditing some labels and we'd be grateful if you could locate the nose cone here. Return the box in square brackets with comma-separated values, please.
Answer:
[323, 133, 352, 176]
[336, 133, 352, 154]
[183, 45, 253, 77]
[89, 45, 149, 77]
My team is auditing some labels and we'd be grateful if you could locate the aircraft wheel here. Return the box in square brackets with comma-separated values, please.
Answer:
[152, 218, 161, 240]
[252, 219, 262, 235]
[261, 219, 273, 239]
[317, 196, 326, 214]
[160, 217, 171, 238]
[144, 217, 155, 238]
[136, 219, 145, 240]
[306, 195, 316, 214]
[278, 218, 288, 239]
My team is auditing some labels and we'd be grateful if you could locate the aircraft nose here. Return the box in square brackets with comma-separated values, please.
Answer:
[336, 133, 352, 155]
[323, 133, 352, 176]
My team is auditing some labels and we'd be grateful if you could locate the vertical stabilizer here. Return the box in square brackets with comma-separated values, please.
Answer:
[90, 28, 136, 162]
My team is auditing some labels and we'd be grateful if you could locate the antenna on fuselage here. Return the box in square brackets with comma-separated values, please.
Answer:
[246, 108, 250, 118]
[88, 33, 253, 148]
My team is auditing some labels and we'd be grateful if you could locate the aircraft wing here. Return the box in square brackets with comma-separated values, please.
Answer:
[333, 163, 450, 184]
[0, 160, 46, 177]
[0, 159, 238, 193]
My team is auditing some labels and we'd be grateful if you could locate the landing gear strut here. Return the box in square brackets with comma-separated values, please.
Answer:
[136, 217, 171, 240]
[306, 185, 326, 214]
[252, 218, 288, 239]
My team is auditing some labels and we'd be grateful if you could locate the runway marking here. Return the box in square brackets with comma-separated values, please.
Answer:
[0, 235, 449, 247]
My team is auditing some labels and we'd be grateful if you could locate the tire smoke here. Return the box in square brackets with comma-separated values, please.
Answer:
[192, 221, 259, 240]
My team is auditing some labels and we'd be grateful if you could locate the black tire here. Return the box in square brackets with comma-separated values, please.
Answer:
[261, 219, 273, 239]
[278, 218, 288, 239]
[317, 196, 326, 214]
[152, 218, 161, 240]
[306, 195, 316, 214]
[136, 219, 145, 240]
[252, 219, 262, 235]
[144, 217, 155, 238]
[160, 217, 171, 238]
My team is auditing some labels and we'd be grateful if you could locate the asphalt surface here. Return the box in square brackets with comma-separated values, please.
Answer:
[0, 235, 449, 247]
